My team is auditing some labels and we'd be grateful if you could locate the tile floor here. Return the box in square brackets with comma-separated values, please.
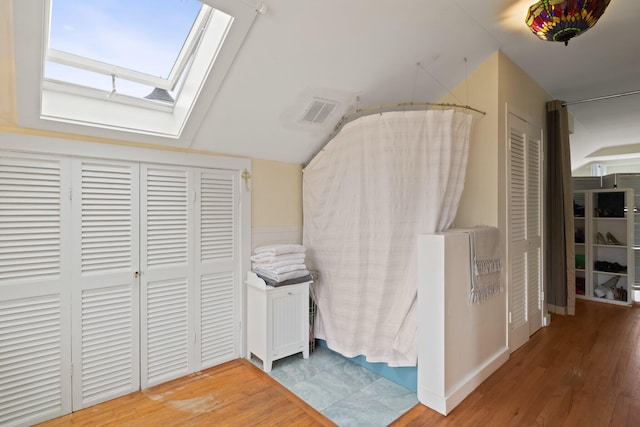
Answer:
[250, 346, 418, 426]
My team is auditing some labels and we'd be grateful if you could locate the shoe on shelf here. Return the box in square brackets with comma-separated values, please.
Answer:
[602, 276, 621, 288]
[606, 232, 623, 245]
[594, 260, 608, 271]
[611, 262, 627, 273]
[596, 232, 607, 245]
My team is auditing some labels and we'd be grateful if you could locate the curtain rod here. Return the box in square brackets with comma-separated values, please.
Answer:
[332, 101, 485, 135]
[337, 101, 485, 127]
[563, 89, 640, 106]
[304, 101, 486, 168]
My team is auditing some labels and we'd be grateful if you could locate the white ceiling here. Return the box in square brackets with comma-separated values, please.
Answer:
[190, 0, 640, 167]
[4, 0, 640, 169]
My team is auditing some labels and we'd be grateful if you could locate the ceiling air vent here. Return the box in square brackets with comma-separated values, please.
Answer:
[301, 98, 337, 125]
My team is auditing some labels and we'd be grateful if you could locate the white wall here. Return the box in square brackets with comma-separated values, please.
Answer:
[417, 232, 509, 415]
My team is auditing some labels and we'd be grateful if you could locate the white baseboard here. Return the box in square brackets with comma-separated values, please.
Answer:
[418, 347, 509, 415]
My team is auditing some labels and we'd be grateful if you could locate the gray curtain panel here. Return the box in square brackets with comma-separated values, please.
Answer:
[545, 100, 576, 315]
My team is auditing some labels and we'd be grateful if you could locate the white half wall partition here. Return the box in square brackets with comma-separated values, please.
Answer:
[417, 231, 509, 415]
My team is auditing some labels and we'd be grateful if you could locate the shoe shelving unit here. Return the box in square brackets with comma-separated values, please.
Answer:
[573, 188, 634, 306]
[600, 174, 640, 302]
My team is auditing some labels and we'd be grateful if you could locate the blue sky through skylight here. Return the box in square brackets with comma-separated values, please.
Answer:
[49, 0, 202, 78]
[46, 0, 204, 99]
[15, 0, 243, 140]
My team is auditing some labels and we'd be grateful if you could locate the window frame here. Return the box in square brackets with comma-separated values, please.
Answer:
[13, 0, 260, 145]
[45, 4, 213, 93]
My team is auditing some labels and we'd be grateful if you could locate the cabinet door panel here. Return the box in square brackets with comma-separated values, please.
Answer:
[71, 159, 140, 409]
[271, 288, 308, 358]
[0, 154, 72, 425]
[527, 135, 543, 335]
[140, 165, 193, 387]
[508, 114, 543, 351]
[508, 118, 530, 352]
[195, 170, 239, 370]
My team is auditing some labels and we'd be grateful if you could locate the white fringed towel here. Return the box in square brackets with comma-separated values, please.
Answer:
[468, 227, 503, 304]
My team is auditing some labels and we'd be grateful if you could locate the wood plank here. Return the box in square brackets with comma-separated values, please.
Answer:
[38, 360, 333, 426]
[392, 300, 640, 426]
[38, 299, 640, 426]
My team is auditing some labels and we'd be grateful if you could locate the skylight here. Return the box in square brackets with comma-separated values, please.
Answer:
[45, 0, 207, 101]
[13, 0, 261, 144]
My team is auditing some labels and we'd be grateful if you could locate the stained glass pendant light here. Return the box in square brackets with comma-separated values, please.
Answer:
[526, 0, 611, 46]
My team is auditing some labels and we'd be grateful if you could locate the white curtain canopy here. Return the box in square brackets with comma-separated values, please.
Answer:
[303, 109, 473, 366]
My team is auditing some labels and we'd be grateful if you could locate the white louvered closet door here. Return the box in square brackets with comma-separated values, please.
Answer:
[508, 116, 530, 353]
[194, 169, 239, 370]
[140, 165, 194, 388]
[0, 154, 72, 426]
[507, 113, 544, 353]
[527, 134, 543, 336]
[70, 160, 140, 410]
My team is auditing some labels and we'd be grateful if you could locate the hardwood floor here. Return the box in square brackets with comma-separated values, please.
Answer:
[393, 299, 640, 426]
[38, 360, 334, 427]
[40, 299, 640, 426]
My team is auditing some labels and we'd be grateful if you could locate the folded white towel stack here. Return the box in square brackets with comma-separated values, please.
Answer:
[251, 244, 311, 286]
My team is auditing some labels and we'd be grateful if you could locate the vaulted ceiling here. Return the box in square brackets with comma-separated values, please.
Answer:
[2, 0, 639, 170]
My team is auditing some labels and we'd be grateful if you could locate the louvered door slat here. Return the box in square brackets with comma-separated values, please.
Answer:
[0, 296, 65, 426]
[508, 116, 531, 352]
[527, 139, 541, 237]
[141, 165, 193, 388]
[201, 174, 234, 262]
[146, 168, 188, 267]
[201, 273, 235, 365]
[0, 158, 61, 284]
[510, 253, 527, 328]
[508, 114, 544, 351]
[72, 159, 139, 410]
[510, 131, 526, 241]
[195, 169, 238, 371]
[80, 163, 133, 274]
[528, 247, 541, 312]
[145, 279, 189, 384]
[0, 154, 71, 426]
[527, 138, 543, 322]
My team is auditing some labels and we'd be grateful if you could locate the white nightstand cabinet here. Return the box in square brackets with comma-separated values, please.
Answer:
[246, 272, 310, 372]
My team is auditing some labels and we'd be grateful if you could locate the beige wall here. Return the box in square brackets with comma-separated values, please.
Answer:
[251, 159, 303, 228]
[496, 51, 550, 251]
[0, 0, 16, 127]
[441, 52, 500, 228]
[497, 52, 548, 132]
[440, 51, 550, 230]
